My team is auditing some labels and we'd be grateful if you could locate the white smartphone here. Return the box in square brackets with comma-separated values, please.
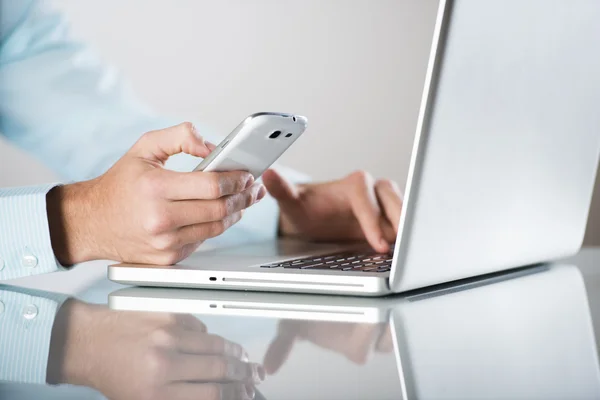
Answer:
[194, 112, 307, 178]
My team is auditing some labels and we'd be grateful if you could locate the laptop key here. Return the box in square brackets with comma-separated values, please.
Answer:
[354, 265, 379, 271]
[300, 262, 326, 269]
[305, 264, 338, 270]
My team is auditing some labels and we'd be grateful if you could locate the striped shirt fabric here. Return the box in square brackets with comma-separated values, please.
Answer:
[0, 185, 65, 281]
[0, 285, 69, 384]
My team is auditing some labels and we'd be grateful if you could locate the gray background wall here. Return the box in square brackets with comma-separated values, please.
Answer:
[1, 0, 598, 244]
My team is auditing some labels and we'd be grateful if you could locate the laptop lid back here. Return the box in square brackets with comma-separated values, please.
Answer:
[391, 0, 600, 292]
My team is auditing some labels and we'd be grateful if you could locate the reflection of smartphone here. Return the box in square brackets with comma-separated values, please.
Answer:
[194, 112, 307, 178]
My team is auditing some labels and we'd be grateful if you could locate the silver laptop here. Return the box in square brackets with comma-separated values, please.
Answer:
[109, 264, 600, 399]
[108, 0, 600, 296]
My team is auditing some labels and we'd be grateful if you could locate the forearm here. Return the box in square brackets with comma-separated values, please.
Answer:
[46, 298, 101, 387]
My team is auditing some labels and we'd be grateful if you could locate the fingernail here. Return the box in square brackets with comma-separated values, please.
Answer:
[379, 238, 389, 252]
[226, 341, 243, 359]
[206, 141, 217, 151]
[245, 383, 256, 400]
[242, 351, 250, 363]
[190, 124, 202, 139]
[256, 185, 267, 201]
[244, 175, 255, 190]
[227, 360, 240, 380]
[252, 363, 265, 384]
[257, 364, 266, 381]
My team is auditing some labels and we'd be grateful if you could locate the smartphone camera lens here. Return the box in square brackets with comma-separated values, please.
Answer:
[269, 130, 281, 139]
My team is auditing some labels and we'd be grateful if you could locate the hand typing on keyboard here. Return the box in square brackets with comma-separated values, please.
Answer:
[262, 170, 403, 254]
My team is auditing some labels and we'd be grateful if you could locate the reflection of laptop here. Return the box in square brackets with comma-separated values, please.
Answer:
[109, 264, 600, 399]
[108, 0, 600, 296]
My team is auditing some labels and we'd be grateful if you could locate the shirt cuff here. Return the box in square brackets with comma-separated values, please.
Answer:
[0, 184, 64, 280]
[0, 285, 70, 384]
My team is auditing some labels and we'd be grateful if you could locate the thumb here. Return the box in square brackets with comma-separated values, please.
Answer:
[262, 169, 299, 202]
[130, 122, 213, 164]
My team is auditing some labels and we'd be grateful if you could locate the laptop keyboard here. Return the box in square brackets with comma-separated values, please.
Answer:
[260, 250, 394, 273]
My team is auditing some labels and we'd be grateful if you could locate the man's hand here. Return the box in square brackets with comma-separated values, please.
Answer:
[47, 122, 266, 265]
[263, 169, 403, 253]
[48, 300, 263, 400]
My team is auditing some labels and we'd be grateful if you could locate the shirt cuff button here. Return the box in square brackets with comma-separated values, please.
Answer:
[21, 254, 38, 268]
[23, 304, 39, 320]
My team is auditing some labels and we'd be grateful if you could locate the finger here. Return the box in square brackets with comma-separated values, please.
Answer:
[343, 324, 379, 364]
[167, 184, 266, 227]
[296, 321, 377, 365]
[263, 321, 299, 375]
[262, 169, 299, 203]
[375, 324, 394, 353]
[177, 333, 248, 361]
[164, 382, 253, 400]
[174, 314, 208, 333]
[168, 355, 264, 383]
[375, 179, 403, 233]
[176, 211, 244, 245]
[158, 169, 255, 200]
[347, 171, 389, 253]
[380, 219, 397, 244]
[131, 122, 212, 163]
[206, 141, 218, 151]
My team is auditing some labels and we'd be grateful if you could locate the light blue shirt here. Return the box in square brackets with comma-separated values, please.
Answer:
[0, 285, 69, 385]
[0, 0, 307, 281]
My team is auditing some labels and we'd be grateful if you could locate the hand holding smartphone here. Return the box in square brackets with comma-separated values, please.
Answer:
[194, 112, 307, 178]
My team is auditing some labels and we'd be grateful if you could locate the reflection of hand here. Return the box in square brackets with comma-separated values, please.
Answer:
[263, 169, 403, 253]
[263, 319, 394, 375]
[48, 300, 264, 400]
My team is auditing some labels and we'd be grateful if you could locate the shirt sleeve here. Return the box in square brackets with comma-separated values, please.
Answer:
[0, 284, 70, 384]
[0, 0, 310, 279]
[0, 184, 64, 280]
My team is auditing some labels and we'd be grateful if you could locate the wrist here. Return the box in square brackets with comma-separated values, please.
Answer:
[47, 299, 98, 386]
[47, 181, 98, 264]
